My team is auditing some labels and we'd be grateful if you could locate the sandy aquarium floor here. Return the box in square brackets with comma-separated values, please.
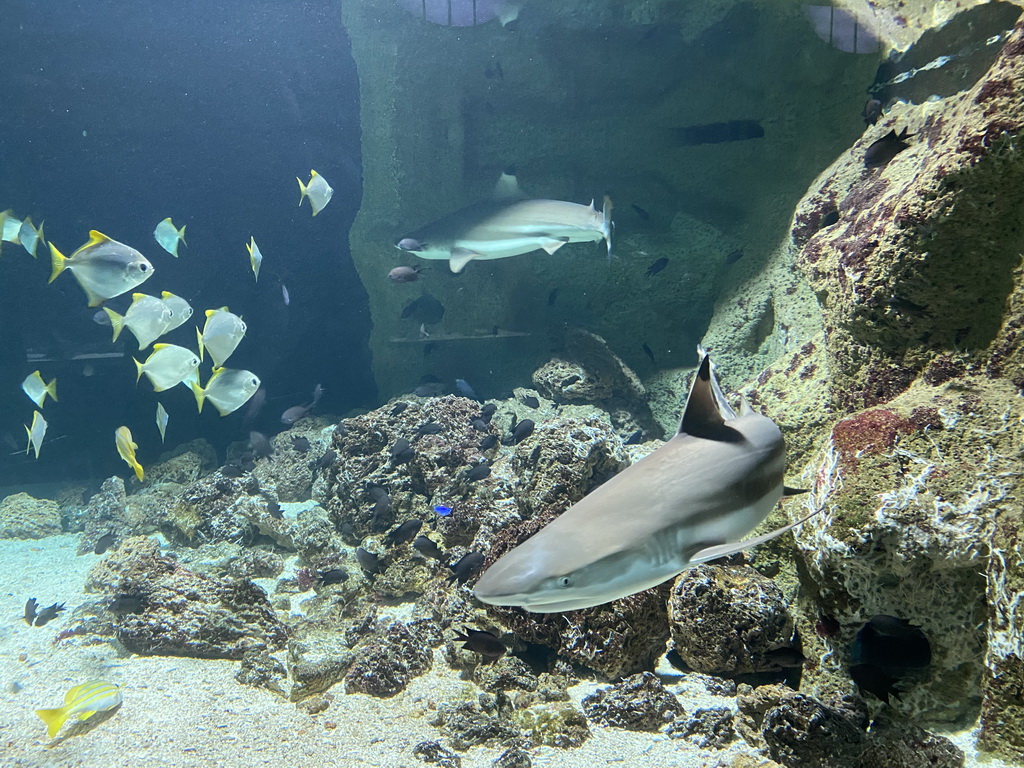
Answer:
[0, 535, 1013, 768]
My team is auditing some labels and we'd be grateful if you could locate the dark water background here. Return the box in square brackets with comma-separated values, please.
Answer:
[0, 0, 374, 487]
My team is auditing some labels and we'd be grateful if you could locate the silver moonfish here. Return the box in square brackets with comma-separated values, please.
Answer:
[114, 426, 144, 482]
[104, 293, 174, 349]
[18, 216, 45, 257]
[21, 371, 58, 408]
[153, 217, 186, 257]
[474, 351, 812, 613]
[24, 410, 47, 459]
[134, 343, 201, 392]
[160, 291, 193, 333]
[35, 680, 122, 739]
[196, 307, 246, 368]
[155, 402, 169, 443]
[1, 209, 22, 243]
[396, 173, 613, 273]
[191, 367, 261, 416]
[297, 169, 334, 216]
[246, 237, 262, 282]
[48, 231, 155, 307]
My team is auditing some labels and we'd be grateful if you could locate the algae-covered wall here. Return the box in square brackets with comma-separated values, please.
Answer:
[340, 0, 876, 400]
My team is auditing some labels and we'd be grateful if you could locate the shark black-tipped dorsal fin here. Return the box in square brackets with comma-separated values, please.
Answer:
[679, 354, 742, 441]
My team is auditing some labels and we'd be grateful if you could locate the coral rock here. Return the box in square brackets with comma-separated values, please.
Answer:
[0, 492, 61, 539]
[581, 671, 684, 732]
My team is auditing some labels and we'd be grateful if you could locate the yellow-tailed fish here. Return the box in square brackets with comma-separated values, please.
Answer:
[191, 367, 261, 416]
[115, 426, 144, 481]
[297, 169, 333, 216]
[49, 231, 154, 307]
[196, 307, 246, 367]
[153, 217, 186, 257]
[246, 237, 262, 282]
[1, 209, 22, 243]
[35, 680, 122, 739]
[21, 370, 58, 408]
[18, 216, 45, 257]
[24, 411, 47, 459]
[103, 293, 174, 349]
[134, 343, 200, 392]
[160, 291, 193, 332]
[156, 402, 169, 442]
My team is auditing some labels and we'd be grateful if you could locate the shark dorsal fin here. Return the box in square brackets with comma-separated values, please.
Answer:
[679, 354, 742, 440]
[493, 167, 523, 201]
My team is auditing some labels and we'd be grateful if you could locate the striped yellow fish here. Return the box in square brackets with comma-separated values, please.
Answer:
[35, 680, 122, 738]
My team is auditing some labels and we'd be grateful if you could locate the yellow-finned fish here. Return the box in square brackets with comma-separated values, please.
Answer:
[115, 426, 144, 481]
[49, 231, 155, 307]
[190, 367, 261, 416]
[35, 680, 122, 739]
[103, 293, 174, 349]
[18, 216, 45, 257]
[21, 370, 58, 408]
[246, 237, 262, 282]
[25, 411, 47, 459]
[134, 343, 200, 392]
[297, 169, 333, 216]
[196, 307, 246, 368]
[160, 291, 193, 332]
[153, 217, 186, 257]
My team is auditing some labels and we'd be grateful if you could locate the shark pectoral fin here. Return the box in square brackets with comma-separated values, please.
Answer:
[540, 237, 570, 255]
[687, 509, 821, 565]
[449, 247, 482, 273]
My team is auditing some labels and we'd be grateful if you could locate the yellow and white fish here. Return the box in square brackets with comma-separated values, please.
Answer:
[115, 426, 144, 481]
[196, 307, 246, 368]
[191, 367, 261, 416]
[36, 680, 122, 739]
[49, 231, 155, 307]
[25, 411, 47, 459]
[103, 293, 174, 349]
[160, 291, 193, 332]
[297, 169, 333, 216]
[153, 217, 186, 257]
[21, 371, 58, 408]
[246, 237, 262, 282]
[18, 216, 45, 257]
[156, 402, 169, 443]
[134, 344, 201, 392]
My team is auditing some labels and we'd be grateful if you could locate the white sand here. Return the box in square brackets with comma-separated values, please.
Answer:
[0, 535, 1014, 768]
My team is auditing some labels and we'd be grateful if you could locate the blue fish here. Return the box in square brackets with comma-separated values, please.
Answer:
[455, 378, 478, 400]
[434, 505, 452, 517]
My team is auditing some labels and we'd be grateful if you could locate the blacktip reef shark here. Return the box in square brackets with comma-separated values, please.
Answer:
[473, 350, 814, 613]
[396, 170, 613, 273]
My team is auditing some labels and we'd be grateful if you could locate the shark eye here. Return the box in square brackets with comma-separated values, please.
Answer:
[557, 576, 572, 588]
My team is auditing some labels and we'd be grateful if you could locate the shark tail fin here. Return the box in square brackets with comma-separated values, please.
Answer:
[601, 195, 613, 263]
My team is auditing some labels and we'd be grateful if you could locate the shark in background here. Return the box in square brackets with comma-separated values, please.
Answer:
[396, 170, 613, 273]
[473, 350, 815, 613]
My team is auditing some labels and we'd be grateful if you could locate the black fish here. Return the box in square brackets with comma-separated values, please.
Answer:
[850, 663, 902, 703]
[449, 551, 485, 584]
[34, 602, 65, 627]
[249, 431, 274, 459]
[318, 568, 349, 586]
[765, 646, 807, 668]
[480, 403, 497, 422]
[510, 419, 534, 445]
[642, 343, 655, 363]
[631, 203, 650, 221]
[387, 519, 422, 546]
[414, 383, 444, 397]
[624, 429, 643, 445]
[465, 462, 491, 481]
[725, 249, 744, 265]
[309, 449, 337, 472]
[355, 547, 384, 574]
[862, 98, 883, 126]
[645, 257, 668, 277]
[401, 293, 445, 325]
[453, 627, 506, 660]
[520, 394, 539, 408]
[291, 436, 311, 453]
[390, 402, 409, 416]
[547, 287, 559, 306]
[94, 532, 117, 555]
[264, 496, 283, 519]
[416, 421, 442, 436]
[470, 418, 488, 432]
[674, 119, 764, 146]
[221, 463, 245, 477]
[479, 434, 498, 451]
[368, 483, 390, 502]
[413, 535, 446, 561]
[886, 295, 931, 318]
[24, 598, 38, 626]
[819, 209, 840, 228]
[864, 127, 912, 167]
[109, 594, 147, 616]
[390, 438, 415, 465]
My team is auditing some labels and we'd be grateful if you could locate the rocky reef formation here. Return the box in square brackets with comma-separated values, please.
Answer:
[0, 492, 61, 539]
